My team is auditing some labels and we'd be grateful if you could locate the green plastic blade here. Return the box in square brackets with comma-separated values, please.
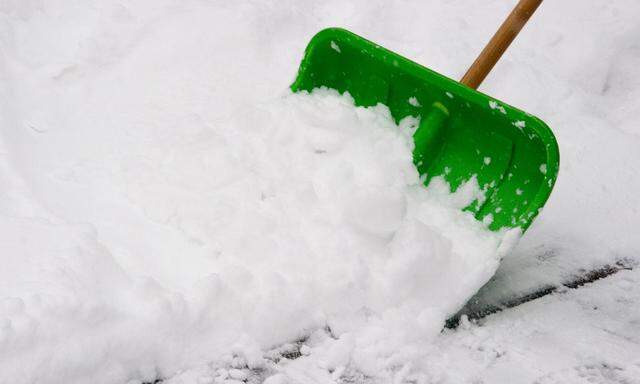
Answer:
[291, 28, 559, 232]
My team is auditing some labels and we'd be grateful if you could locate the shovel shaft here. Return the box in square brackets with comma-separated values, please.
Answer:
[461, 0, 543, 89]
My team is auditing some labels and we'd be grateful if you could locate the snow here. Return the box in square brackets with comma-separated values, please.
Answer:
[488, 100, 507, 114]
[2, 0, 640, 383]
[0, 83, 512, 383]
[540, 163, 547, 174]
[408, 96, 421, 107]
[330, 41, 341, 53]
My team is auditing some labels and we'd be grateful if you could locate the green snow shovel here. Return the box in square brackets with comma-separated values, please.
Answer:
[291, 0, 558, 232]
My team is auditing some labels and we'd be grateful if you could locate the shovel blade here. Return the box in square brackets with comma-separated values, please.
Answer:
[291, 28, 559, 232]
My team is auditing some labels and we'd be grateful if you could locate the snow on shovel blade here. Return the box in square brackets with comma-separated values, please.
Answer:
[291, 28, 559, 232]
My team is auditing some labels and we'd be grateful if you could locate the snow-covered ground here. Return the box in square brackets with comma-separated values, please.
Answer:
[1, 1, 640, 383]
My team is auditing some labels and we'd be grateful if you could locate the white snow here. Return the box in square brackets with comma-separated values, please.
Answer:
[513, 120, 526, 130]
[0, 86, 510, 383]
[2, 0, 640, 383]
[330, 40, 341, 53]
[488, 100, 507, 114]
[540, 163, 547, 174]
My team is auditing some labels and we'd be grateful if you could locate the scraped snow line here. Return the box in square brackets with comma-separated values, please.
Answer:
[448, 259, 636, 328]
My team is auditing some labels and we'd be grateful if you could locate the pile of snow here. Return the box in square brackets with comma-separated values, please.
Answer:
[0, 86, 515, 383]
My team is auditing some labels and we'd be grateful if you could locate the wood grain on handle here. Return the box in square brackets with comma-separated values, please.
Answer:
[460, 0, 543, 90]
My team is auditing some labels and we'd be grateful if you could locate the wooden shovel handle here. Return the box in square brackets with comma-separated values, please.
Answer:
[460, 0, 543, 89]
